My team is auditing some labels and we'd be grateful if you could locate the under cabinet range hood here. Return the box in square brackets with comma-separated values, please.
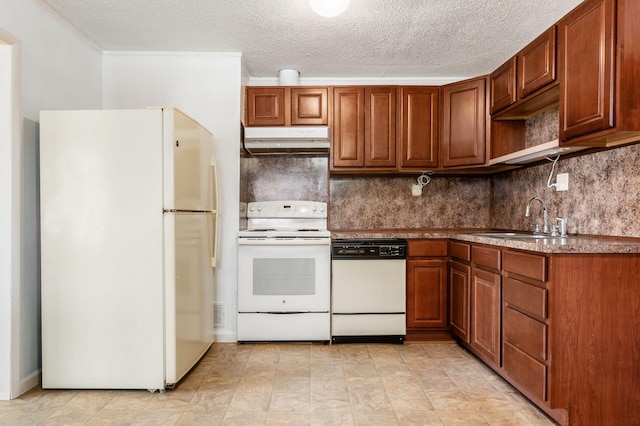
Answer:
[242, 126, 330, 155]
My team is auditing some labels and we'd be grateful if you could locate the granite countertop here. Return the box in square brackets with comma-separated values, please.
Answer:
[330, 229, 640, 254]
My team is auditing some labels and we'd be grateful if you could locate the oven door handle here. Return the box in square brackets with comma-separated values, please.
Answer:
[237, 238, 331, 246]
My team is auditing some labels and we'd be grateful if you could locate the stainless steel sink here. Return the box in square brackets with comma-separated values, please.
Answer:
[471, 232, 564, 239]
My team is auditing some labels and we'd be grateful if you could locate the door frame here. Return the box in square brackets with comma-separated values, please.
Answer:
[0, 29, 22, 400]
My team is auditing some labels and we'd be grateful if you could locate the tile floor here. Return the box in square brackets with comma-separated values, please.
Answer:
[0, 342, 555, 425]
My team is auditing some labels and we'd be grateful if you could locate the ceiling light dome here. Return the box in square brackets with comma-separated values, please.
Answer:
[309, 0, 350, 17]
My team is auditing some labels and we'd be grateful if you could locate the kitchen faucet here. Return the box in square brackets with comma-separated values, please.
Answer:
[525, 197, 549, 234]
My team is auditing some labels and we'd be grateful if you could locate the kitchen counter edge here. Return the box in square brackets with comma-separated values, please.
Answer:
[330, 230, 640, 254]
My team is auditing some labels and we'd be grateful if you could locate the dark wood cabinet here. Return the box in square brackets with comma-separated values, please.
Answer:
[518, 26, 557, 100]
[558, 0, 640, 147]
[490, 57, 517, 115]
[246, 87, 286, 126]
[291, 87, 328, 125]
[398, 87, 439, 169]
[331, 86, 396, 170]
[441, 77, 488, 167]
[245, 86, 328, 127]
[406, 240, 448, 340]
[449, 260, 470, 343]
[365, 87, 396, 167]
[469, 245, 501, 368]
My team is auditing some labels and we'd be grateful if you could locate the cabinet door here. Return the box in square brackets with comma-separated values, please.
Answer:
[490, 57, 517, 114]
[470, 268, 501, 367]
[332, 87, 365, 167]
[558, 0, 615, 141]
[407, 259, 448, 329]
[365, 87, 396, 167]
[518, 26, 557, 99]
[441, 77, 487, 167]
[246, 87, 286, 126]
[398, 87, 439, 169]
[449, 260, 470, 343]
[291, 87, 328, 125]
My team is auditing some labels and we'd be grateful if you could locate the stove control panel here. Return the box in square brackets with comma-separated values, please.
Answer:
[247, 201, 327, 218]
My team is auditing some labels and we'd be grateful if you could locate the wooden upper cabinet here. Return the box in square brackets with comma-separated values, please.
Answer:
[291, 87, 328, 125]
[441, 77, 487, 168]
[332, 87, 365, 168]
[558, 0, 615, 142]
[365, 87, 396, 167]
[490, 57, 517, 115]
[398, 87, 439, 169]
[246, 87, 286, 126]
[245, 86, 328, 126]
[331, 86, 396, 170]
[518, 26, 557, 99]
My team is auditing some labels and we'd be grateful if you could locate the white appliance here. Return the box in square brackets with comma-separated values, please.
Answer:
[331, 239, 407, 344]
[237, 201, 331, 342]
[40, 108, 219, 391]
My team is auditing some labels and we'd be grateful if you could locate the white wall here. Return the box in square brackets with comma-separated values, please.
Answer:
[103, 52, 243, 341]
[0, 0, 102, 399]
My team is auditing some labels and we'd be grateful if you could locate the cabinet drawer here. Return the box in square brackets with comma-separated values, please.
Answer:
[503, 342, 547, 401]
[503, 277, 547, 319]
[449, 241, 470, 262]
[503, 250, 547, 282]
[408, 239, 448, 257]
[472, 245, 501, 270]
[503, 306, 547, 360]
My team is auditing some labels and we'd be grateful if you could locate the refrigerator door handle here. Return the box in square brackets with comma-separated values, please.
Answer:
[209, 212, 218, 268]
[210, 157, 219, 212]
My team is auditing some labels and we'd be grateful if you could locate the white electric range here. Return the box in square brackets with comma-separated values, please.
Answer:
[237, 201, 331, 342]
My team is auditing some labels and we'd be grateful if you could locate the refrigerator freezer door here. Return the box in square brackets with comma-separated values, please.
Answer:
[40, 109, 165, 390]
[164, 212, 215, 385]
[163, 109, 217, 212]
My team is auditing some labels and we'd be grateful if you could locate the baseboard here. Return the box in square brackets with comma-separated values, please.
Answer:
[19, 370, 40, 396]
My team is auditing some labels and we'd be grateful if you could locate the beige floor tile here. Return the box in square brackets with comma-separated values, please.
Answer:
[221, 410, 268, 425]
[266, 411, 311, 425]
[310, 410, 354, 425]
[85, 410, 140, 425]
[0, 342, 558, 426]
[395, 410, 445, 425]
[101, 391, 155, 411]
[269, 391, 310, 412]
[310, 377, 348, 394]
[352, 410, 399, 426]
[176, 411, 224, 425]
[228, 391, 271, 412]
[310, 392, 351, 412]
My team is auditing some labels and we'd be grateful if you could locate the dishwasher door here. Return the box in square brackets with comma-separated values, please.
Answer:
[331, 258, 406, 342]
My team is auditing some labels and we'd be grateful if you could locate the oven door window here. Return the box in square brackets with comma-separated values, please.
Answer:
[238, 243, 330, 312]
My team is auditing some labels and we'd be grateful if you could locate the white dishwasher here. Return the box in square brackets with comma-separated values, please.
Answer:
[331, 239, 407, 344]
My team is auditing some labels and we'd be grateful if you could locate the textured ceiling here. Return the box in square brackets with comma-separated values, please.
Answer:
[41, 0, 583, 80]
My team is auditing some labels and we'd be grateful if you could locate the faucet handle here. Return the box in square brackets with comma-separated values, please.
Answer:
[556, 217, 568, 237]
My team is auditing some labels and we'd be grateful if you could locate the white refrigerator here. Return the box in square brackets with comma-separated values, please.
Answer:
[40, 108, 218, 391]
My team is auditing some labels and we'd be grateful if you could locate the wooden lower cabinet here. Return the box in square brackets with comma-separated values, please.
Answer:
[448, 260, 470, 342]
[405, 240, 449, 340]
[470, 267, 501, 367]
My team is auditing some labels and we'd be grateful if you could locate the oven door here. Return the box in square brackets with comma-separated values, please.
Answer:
[237, 238, 331, 312]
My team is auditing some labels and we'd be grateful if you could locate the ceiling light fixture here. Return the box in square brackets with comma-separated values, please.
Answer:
[309, 0, 350, 17]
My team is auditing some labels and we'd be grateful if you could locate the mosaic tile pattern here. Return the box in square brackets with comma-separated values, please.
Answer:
[0, 343, 554, 425]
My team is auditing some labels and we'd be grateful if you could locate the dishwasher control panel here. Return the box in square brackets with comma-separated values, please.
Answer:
[332, 239, 406, 259]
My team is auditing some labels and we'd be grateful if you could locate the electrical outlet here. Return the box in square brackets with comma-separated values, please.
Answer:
[556, 173, 569, 191]
[411, 184, 422, 197]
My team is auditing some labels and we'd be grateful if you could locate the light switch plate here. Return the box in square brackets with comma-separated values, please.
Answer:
[556, 173, 569, 191]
